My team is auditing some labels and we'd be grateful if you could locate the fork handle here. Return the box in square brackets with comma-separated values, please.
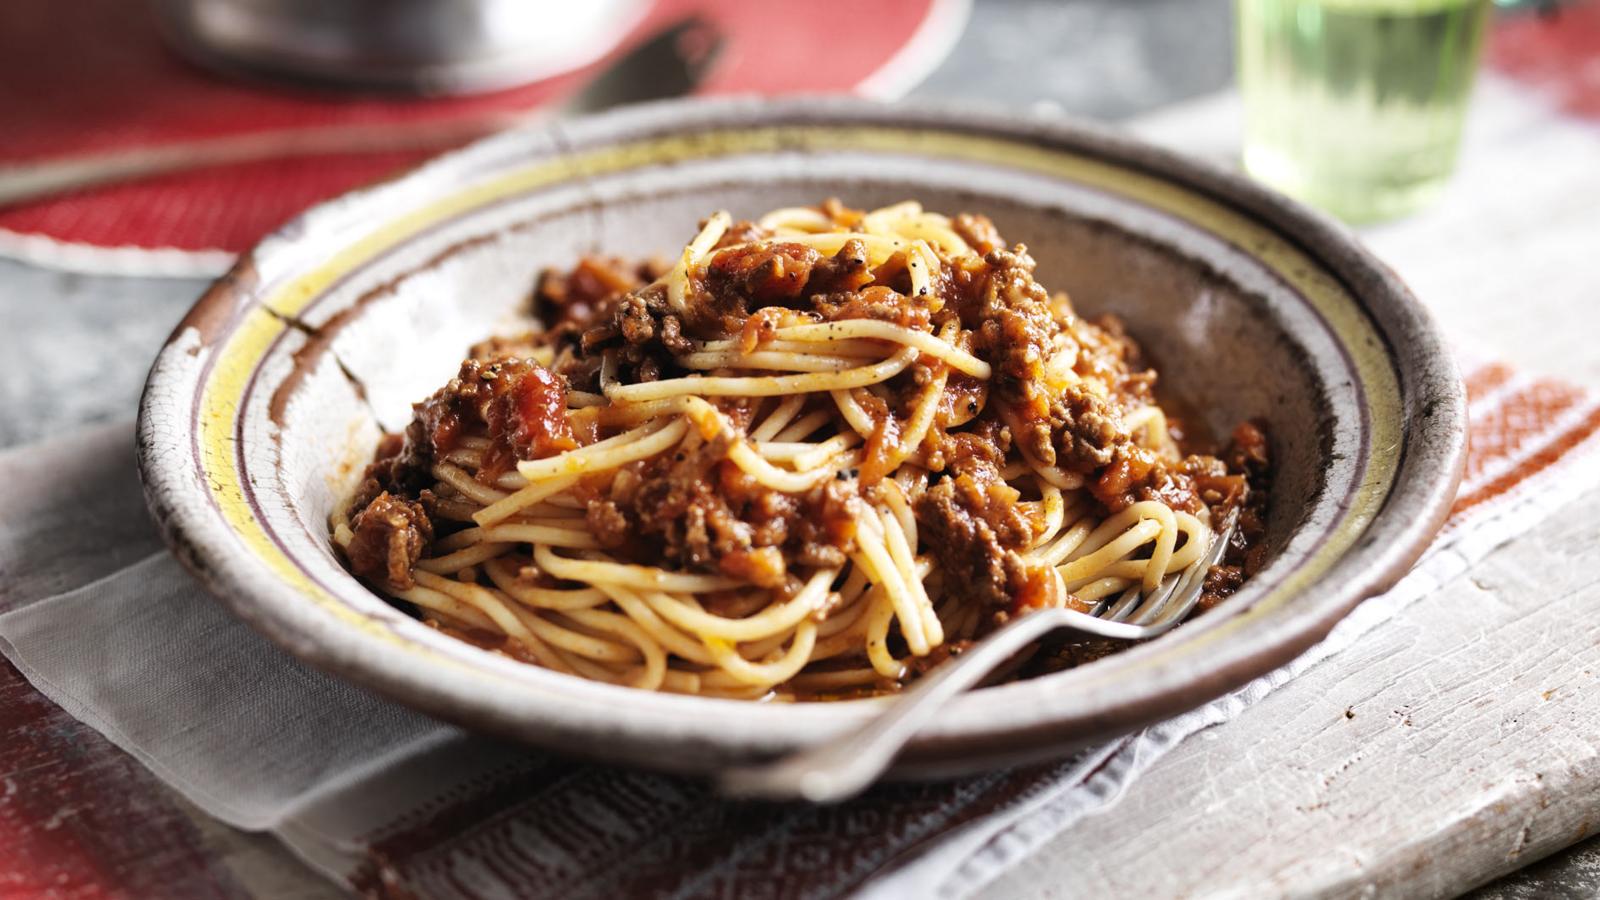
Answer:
[719, 607, 1145, 803]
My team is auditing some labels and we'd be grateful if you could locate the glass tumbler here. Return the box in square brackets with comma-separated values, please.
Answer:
[1236, 0, 1491, 223]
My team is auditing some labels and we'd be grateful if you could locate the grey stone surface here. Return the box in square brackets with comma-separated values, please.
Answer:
[0, 258, 203, 447]
[1468, 838, 1600, 900]
[914, 0, 1234, 116]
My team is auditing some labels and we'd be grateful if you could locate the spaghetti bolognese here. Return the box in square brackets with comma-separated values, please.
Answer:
[333, 200, 1269, 699]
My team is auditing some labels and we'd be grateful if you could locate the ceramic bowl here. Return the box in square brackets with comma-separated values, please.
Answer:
[137, 97, 1466, 775]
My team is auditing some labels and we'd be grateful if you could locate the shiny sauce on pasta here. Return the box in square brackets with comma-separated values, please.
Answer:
[333, 200, 1270, 700]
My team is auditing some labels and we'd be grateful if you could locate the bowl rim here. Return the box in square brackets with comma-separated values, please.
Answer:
[136, 95, 1467, 772]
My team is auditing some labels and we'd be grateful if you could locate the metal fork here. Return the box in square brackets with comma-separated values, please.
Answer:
[720, 510, 1239, 803]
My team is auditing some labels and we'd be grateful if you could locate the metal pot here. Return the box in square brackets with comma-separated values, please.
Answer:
[151, 0, 647, 95]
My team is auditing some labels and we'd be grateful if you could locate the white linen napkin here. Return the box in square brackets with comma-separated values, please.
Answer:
[0, 423, 539, 876]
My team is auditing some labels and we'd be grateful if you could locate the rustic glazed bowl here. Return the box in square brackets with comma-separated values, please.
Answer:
[137, 98, 1466, 775]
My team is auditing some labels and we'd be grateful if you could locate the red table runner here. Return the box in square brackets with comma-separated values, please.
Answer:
[0, 0, 966, 273]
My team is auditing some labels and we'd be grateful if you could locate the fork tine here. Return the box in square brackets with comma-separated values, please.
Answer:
[1095, 508, 1240, 631]
[1147, 510, 1239, 629]
[1126, 571, 1184, 626]
[1102, 583, 1144, 622]
[1145, 559, 1209, 628]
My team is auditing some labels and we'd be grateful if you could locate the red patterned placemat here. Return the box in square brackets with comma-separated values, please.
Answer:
[0, 0, 967, 275]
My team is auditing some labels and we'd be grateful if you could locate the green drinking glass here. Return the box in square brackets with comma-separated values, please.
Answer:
[1236, 0, 1492, 223]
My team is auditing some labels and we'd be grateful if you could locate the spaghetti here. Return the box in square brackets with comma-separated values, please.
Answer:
[333, 200, 1270, 700]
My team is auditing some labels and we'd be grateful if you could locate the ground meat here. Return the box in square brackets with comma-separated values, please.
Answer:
[952, 213, 1003, 256]
[345, 492, 433, 591]
[1013, 384, 1123, 473]
[913, 457, 1036, 610]
[802, 239, 875, 296]
[914, 477, 1009, 608]
[338, 358, 575, 512]
[547, 219, 1003, 398]
[410, 358, 577, 481]
[705, 241, 821, 309]
[615, 294, 657, 345]
[586, 499, 631, 550]
[1093, 445, 1170, 512]
[1055, 388, 1121, 469]
[346, 432, 423, 510]
[814, 285, 933, 329]
[712, 218, 772, 251]
[1074, 314, 1158, 409]
[1182, 453, 1244, 509]
[534, 255, 666, 330]
[922, 417, 1011, 475]
[1100, 449, 1211, 514]
[659, 239, 825, 335]
[967, 246, 1061, 419]
[1197, 564, 1245, 613]
[1222, 424, 1272, 553]
[942, 244, 1196, 516]
[560, 284, 693, 390]
[774, 476, 859, 570]
[1225, 420, 1271, 477]
[589, 439, 860, 591]
[1195, 421, 1273, 612]
[612, 289, 695, 356]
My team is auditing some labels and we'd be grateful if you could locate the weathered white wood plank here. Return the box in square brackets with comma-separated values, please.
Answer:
[980, 483, 1600, 899]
